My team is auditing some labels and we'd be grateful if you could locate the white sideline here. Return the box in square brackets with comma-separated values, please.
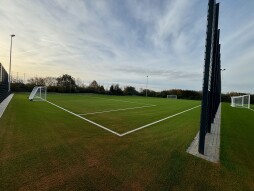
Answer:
[249, 108, 254, 111]
[78, 105, 156, 115]
[119, 105, 201, 136]
[0, 94, 14, 118]
[45, 100, 121, 136]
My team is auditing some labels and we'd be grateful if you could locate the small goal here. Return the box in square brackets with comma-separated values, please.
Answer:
[231, 94, 250, 109]
[29, 86, 47, 101]
[167, 95, 177, 99]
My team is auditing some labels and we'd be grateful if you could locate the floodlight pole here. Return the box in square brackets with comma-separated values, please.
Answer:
[8, 34, 15, 92]
[221, 69, 226, 80]
[146, 75, 148, 97]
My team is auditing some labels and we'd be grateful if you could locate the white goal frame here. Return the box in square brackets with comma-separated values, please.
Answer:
[231, 94, 250, 109]
[167, 95, 177, 99]
[29, 86, 47, 101]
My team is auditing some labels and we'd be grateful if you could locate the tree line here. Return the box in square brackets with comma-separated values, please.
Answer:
[11, 74, 254, 103]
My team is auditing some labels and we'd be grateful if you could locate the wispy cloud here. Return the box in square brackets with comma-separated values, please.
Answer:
[0, 0, 253, 92]
[115, 66, 201, 80]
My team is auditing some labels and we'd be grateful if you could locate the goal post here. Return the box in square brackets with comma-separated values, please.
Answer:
[231, 94, 250, 109]
[167, 95, 177, 99]
[29, 86, 47, 101]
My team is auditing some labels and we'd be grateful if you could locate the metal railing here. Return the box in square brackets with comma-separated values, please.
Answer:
[0, 63, 10, 103]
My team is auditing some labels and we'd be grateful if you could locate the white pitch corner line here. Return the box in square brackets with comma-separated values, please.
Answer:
[119, 105, 201, 137]
[78, 105, 157, 115]
[45, 100, 121, 136]
[44, 99, 200, 137]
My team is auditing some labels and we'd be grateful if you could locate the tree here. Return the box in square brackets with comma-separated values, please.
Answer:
[123, 86, 138, 95]
[27, 77, 45, 86]
[89, 80, 99, 89]
[109, 84, 123, 95]
[87, 80, 104, 93]
[56, 74, 76, 93]
[75, 78, 84, 88]
[88, 80, 99, 92]
[140, 89, 157, 97]
[98, 85, 105, 94]
[44, 77, 57, 87]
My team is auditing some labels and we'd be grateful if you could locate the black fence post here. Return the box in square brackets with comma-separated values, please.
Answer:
[199, 0, 221, 154]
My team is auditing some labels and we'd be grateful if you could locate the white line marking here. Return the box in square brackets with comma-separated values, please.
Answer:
[0, 94, 14, 118]
[78, 105, 156, 115]
[119, 105, 201, 137]
[44, 99, 200, 137]
[45, 100, 121, 136]
[249, 108, 254, 111]
[86, 95, 154, 106]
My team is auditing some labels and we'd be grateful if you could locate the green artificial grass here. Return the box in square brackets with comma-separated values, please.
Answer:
[47, 93, 200, 134]
[0, 93, 253, 190]
[220, 103, 254, 190]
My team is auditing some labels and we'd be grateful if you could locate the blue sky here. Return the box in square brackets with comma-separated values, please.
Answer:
[0, 0, 253, 93]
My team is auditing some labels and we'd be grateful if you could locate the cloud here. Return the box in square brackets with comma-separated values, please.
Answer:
[0, 0, 253, 93]
[219, 0, 254, 93]
[115, 66, 201, 80]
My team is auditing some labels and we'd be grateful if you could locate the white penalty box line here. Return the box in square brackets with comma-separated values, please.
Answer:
[45, 100, 200, 137]
[46, 100, 121, 136]
[78, 105, 156, 116]
[86, 95, 154, 106]
[119, 105, 201, 136]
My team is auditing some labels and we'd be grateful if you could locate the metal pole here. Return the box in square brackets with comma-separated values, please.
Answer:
[220, 69, 225, 100]
[8, 34, 15, 92]
[146, 75, 148, 97]
[221, 69, 225, 80]
[248, 94, 250, 109]
[45, 87, 47, 101]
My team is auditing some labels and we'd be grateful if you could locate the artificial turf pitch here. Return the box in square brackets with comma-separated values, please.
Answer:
[0, 93, 253, 190]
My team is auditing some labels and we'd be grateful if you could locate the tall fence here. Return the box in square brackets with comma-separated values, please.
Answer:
[199, 0, 221, 154]
[0, 63, 10, 103]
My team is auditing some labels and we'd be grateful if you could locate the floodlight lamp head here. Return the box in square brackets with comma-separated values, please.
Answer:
[11, 34, 15, 37]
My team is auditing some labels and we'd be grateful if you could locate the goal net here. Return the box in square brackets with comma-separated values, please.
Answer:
[29, 86, 47, 101]
[167, 95, 177, 99]
[231, 95, 250, 109]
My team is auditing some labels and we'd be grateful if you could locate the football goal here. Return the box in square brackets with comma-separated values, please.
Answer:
[167, 95, 177, 99]
[231, 94, 250, 109]
[29, 86, 47, 101]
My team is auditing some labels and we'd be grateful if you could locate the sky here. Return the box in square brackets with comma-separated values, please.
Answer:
[0, 0, 253, 93]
